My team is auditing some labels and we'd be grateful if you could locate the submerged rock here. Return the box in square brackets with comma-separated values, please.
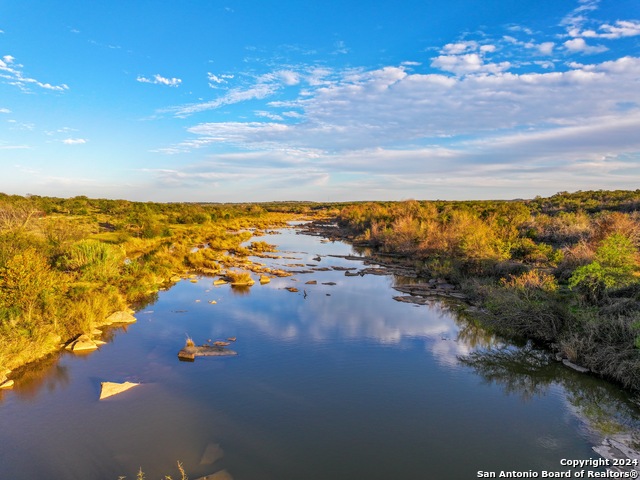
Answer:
[393, 295, 428, 305]
[99, 381, 140, 400]
[196, 470, 233, 480]
[199, 442, 224, 465]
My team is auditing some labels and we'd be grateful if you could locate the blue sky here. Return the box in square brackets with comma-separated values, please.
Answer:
[1, 0, 639, 202]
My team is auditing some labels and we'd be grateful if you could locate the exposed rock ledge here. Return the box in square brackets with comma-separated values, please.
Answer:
[593, 435, 640, 475]
[178, 345, 238, 361]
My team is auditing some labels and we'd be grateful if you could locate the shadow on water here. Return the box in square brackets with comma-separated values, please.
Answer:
[0, 352, 68, 403]
[459, 342, 640, 443]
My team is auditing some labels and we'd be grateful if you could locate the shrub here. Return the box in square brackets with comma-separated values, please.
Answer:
[569, 233, 638, 303]
[59, 240, 125, 281]
[501, 269, 559, 299]
[0, 248, 64, 325]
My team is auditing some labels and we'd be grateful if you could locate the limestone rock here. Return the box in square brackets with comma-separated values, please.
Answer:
[99, 381, 140, 400]
[213, 279, 228, 286]
[259, 275, 271, 284]
[562, 359, 590, 373]
[65, 334, 99, 352]
[0, 379, 14, 389]
[105, 311, 137, 325]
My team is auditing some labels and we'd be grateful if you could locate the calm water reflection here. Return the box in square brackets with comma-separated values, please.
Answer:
[0, 226, 638, 480]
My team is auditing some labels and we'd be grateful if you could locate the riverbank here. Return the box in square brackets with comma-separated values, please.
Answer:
[0, 194, 302, 378]
[302, 217, 640, 396]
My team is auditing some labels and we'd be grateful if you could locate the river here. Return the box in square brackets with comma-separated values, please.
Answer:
[0, 225, 639, 479]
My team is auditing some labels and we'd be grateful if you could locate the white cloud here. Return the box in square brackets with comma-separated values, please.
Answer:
[0, 107, 10, 114]
[441, 41, 478, 55]
[207, 73, 226, 85]
[431, 53, 511, 75]
[276, 70, 300, 86]
[207, 72, 234, 87]
[63, 138, 87, 145]
[136, 74, 182, 87]
[537, 42, 555, 55]
[564, 37, 608, 54]
[581, 20, 640, 39]
[160, 55, 640, 161]
[168, 70, 306, 117]
[0, 55, 68, 92]
[255, 110, 283, 121]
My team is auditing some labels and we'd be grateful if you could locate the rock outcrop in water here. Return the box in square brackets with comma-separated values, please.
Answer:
[103, 311, 137, 325]
[99, 381, 140, 400]
[178, 344, 238, 361]
[65, 334, 99, 353]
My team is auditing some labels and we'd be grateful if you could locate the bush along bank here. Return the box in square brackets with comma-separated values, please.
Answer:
[331, 193, 640, 393]
[0, 193, 300, 375]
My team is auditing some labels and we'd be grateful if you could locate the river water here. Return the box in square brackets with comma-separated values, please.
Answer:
[1, 225, 639, 479]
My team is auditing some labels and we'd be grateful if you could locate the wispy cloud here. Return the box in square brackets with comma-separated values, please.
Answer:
[560, 0, 640, 53]
[166, 70, 303, 117]
[0, 145, 30, 150]
[0, 55, 69, 92]
[63, 138, 87, 145]
[207, 72, 234, 88]
[136, 74, 182, 87]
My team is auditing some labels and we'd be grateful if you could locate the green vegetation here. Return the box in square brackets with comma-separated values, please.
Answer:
[3, 189, 640, 393]
[0, 193, 297, 372]
[333, 190, 640, 392]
